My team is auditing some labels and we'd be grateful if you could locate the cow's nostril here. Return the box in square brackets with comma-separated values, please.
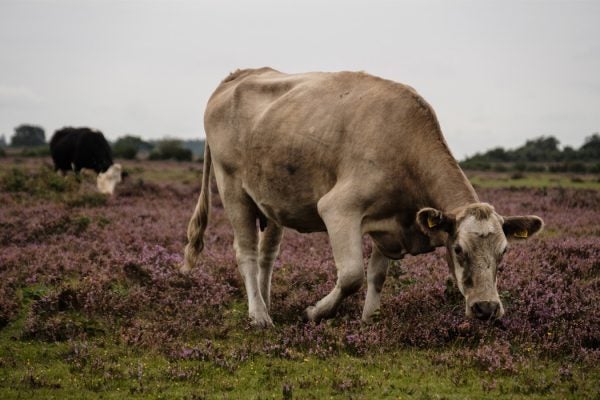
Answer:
[471, 301, 500, 320]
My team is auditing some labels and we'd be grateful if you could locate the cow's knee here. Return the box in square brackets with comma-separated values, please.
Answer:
[339, 267, 364, 295]
[369, 270, 387, 293]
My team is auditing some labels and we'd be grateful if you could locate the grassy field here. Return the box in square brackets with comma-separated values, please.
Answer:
[0, 157, 599, 399]
[2, 334, 596, 399]
[466, 170, 600, 190]
[1, 300, 598, 399]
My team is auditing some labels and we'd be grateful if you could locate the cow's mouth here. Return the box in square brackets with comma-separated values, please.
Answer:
[466, 299, 503, 320]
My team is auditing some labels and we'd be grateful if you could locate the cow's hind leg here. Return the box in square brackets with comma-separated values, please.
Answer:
[216, 173, 272, 327]
[258, 222, 283, 312]
[362, 246, 389, 322]
[305, 189, 364, 322]
[231, 204, 272, 327]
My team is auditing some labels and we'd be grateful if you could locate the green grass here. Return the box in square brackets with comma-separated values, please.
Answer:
[120, 160, 202, 186]
[3, 157, 596, 190]
[1, 337, 598, 399]
[0, 156, 203, 188]
[466, 171, 600, 189]
[1, 293, 598, 399]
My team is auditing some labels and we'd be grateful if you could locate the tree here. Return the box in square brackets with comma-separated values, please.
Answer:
[181, 139, 205, 160]
[512, 136, 561, 162]
[0, 134, 7, 148]
[11, 124, 45, 147]
[460, 134, 599, 171]
[149, 139, 192, 161]
[578, 133, 600, 161]
[561, 146, 577, 161]
[484, 147, 510, 162]
[112, 135, 153, 159]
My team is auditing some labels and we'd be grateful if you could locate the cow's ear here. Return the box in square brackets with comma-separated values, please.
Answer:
[502, 215, 544, 240]
[416, 208, 455, 236]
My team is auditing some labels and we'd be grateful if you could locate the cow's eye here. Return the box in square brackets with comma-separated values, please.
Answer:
[454, 245, 462, 255]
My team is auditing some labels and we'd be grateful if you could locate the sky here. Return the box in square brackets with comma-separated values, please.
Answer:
[0, 0, 599, 159]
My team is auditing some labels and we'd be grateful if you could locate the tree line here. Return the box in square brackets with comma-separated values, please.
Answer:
[2, 124, 599, 172]
[0, 124, 204, 161]
[460, 134, 600, 173]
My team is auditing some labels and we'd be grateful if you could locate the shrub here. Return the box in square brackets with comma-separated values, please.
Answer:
[0, 166, 107, 207]
[513, 162, 527, 172]
[459, 160, 491, 171]
[112, 136, 153, 160]
[23, 286, 104, 341]
[566, 162, 587, 173]
[524, 163, 546, 172]
[20, 146, 51, 157]
[492, 163, 508, 172]
[0, 285, 18, 328]
[549, 162, 589, 173]
[114, 145, 137, 160]
[1, 168, 29, 192]
[149, 139, 192, 161]
[549, 163, 567, 173]
[1, 166, 80, 195]
[64, 192, 108, 208]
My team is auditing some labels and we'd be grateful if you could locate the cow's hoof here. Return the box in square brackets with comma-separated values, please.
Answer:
[361, 309, 381, 324]
[250, 312, 274, 328]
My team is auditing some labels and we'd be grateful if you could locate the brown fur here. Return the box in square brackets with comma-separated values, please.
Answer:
[183, 68, 544, 325]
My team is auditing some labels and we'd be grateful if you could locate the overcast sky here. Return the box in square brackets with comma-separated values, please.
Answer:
[1, 0, 598, 159]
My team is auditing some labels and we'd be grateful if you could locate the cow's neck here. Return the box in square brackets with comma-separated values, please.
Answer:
[396, 156, 478, 255]
[419, 153, 479, 213]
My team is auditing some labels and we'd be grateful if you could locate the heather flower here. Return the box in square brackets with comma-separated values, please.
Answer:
[1, 160, 598, 363]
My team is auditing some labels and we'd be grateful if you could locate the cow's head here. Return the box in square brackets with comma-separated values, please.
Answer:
[417, 203, 543, 320]
[97, 163, 123, 195]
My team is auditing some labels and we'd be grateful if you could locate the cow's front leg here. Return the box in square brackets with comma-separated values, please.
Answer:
[362, 246, 389, 322]
[305, 197, 364, 322]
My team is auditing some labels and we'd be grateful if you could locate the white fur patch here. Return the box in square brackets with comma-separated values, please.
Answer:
[461, 215, 496, 237]
[459, 215, 507, 255]
[454, 263, 465, 295]
[97, 163, 122, 195]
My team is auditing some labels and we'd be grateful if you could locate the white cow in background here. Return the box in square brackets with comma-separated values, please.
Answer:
[97, 163, 122, 195]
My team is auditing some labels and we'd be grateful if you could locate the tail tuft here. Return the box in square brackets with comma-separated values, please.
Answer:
[181, 144, 212, 272]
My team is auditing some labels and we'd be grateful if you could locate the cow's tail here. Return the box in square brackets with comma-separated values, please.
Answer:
[181, 143, 212, 273]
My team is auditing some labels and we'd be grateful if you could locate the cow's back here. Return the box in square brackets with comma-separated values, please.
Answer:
[50, 128, 73, 149]
[50, 128, 79, 171]
[204, 68, 472, 235]
[50, 128, 113, 173]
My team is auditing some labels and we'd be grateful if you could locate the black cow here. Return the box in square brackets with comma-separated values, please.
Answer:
[50, 127, 113, 173]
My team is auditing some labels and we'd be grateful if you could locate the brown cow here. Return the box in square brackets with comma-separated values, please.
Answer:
[183, 68, 543, 327]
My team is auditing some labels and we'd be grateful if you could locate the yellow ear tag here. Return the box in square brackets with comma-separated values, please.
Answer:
[427, 216, 438, 228]
[514, 229, 528, 238]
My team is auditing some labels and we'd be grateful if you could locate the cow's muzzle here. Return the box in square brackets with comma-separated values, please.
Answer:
[471, 301, 500, 320]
